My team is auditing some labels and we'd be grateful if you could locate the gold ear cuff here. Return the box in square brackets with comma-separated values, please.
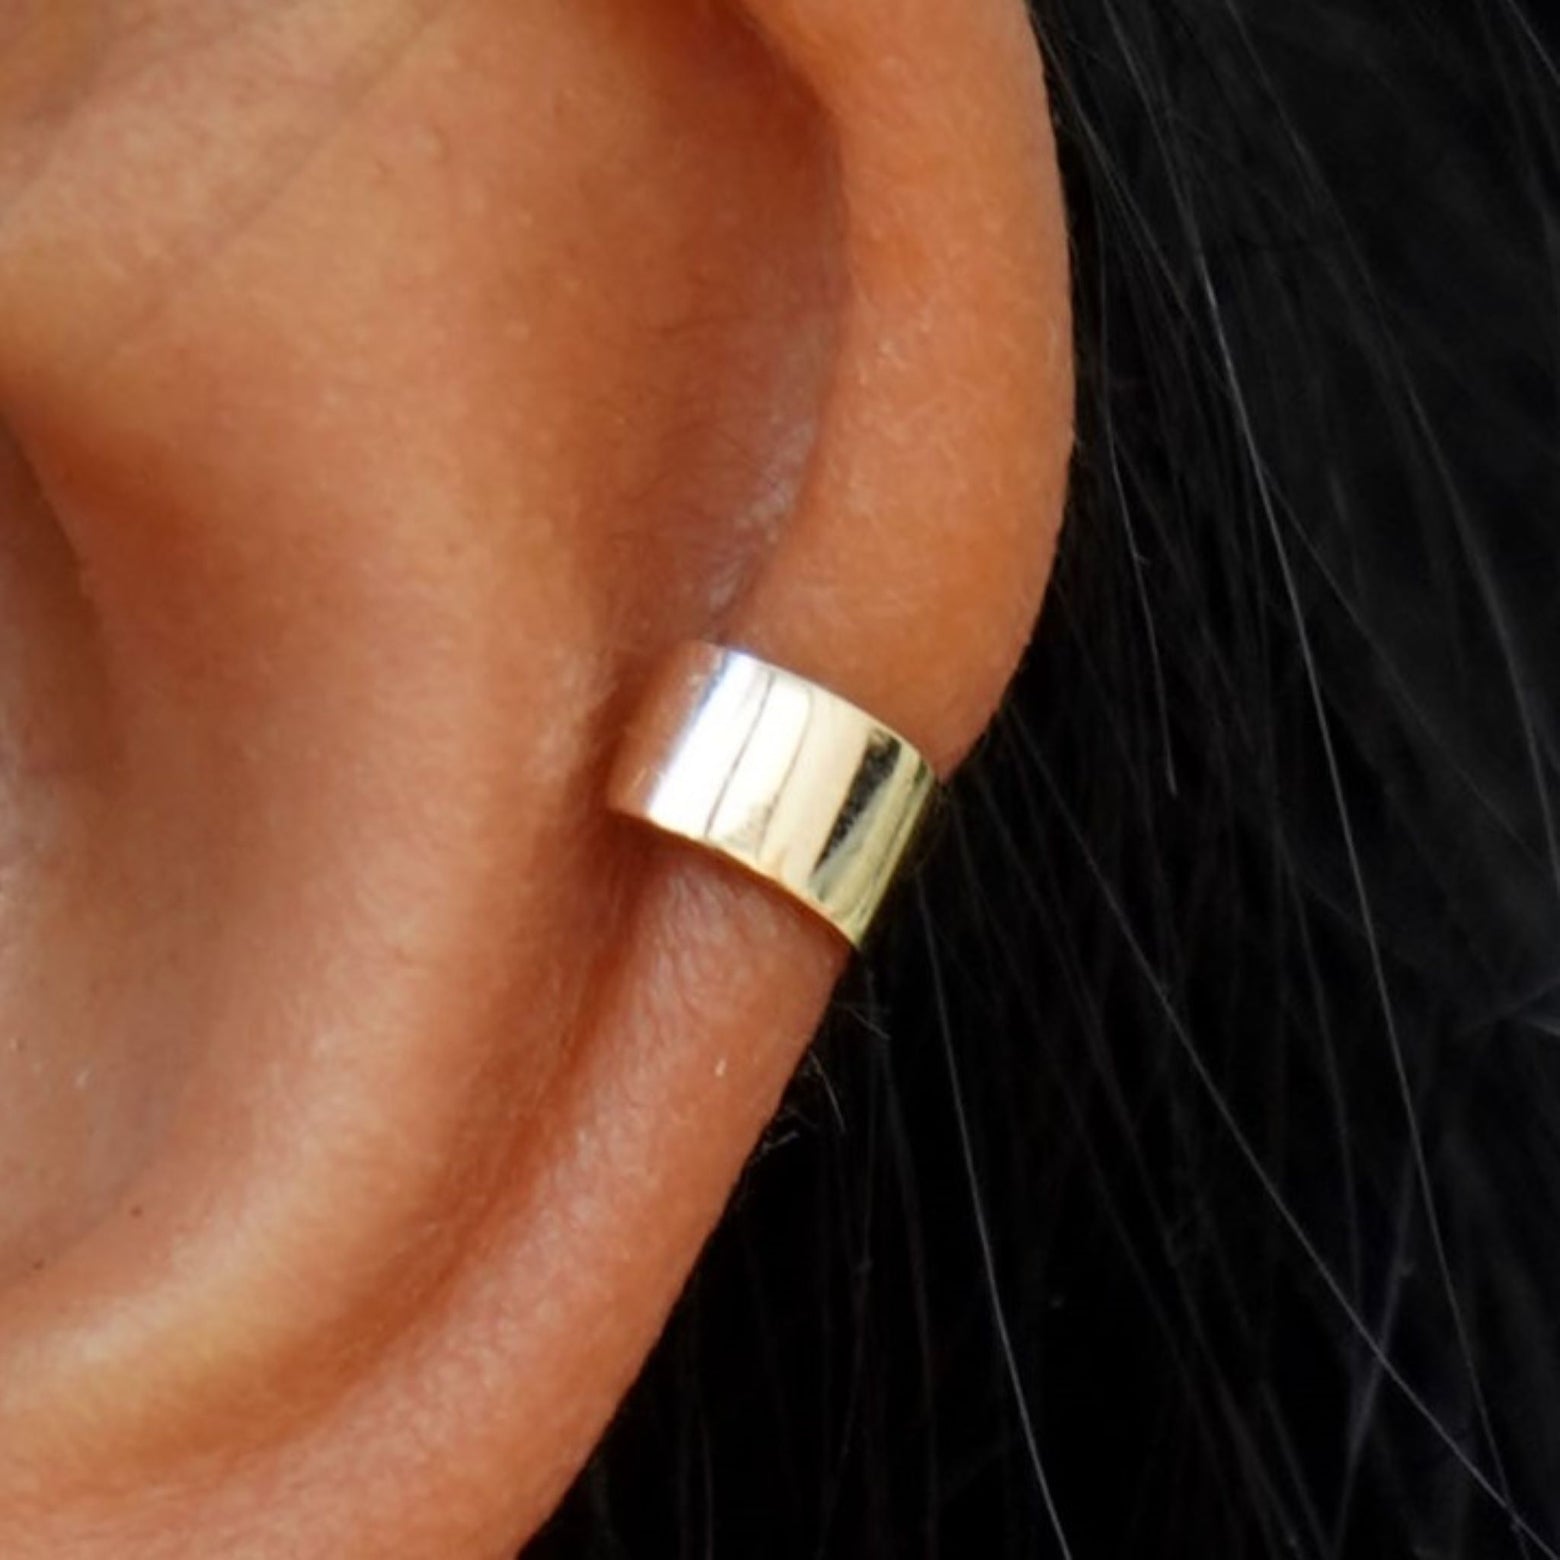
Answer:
[608, 642, 938, 947]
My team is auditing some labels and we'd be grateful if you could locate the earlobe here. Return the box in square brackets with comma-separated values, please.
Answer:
[0, 1, 1070, 1555]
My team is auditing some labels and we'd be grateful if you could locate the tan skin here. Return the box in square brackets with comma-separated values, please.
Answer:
[0, 1, 1072, 1554]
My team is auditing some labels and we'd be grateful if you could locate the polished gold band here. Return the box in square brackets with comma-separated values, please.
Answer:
[607, 642, 938, 947]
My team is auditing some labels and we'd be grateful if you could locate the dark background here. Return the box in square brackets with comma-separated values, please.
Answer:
[531, 2, 1560, 1554]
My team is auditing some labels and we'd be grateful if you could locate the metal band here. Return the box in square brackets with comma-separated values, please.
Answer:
[607, 642, 938, 947]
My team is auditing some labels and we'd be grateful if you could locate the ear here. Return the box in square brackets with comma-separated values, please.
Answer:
[0, 1, 1071, 1554]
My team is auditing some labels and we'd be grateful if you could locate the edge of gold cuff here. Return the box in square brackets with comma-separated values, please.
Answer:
[607, 642, 938, 948]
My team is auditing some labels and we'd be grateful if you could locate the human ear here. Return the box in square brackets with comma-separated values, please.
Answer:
[0, 1, 1071, 1554]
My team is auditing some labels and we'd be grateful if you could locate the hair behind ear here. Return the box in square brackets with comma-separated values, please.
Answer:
[539, 1, 1560, 1556]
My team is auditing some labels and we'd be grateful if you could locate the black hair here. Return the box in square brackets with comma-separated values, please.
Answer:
[532, 1, 1560, 1553]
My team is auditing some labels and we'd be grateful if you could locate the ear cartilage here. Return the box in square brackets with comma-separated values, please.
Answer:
[607, 641, 939, 948]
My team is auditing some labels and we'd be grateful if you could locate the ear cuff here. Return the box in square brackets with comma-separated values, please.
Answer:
[607, 642, 938, 947]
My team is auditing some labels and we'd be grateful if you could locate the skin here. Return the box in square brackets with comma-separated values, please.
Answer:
[0, 0, 1072, 1554]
